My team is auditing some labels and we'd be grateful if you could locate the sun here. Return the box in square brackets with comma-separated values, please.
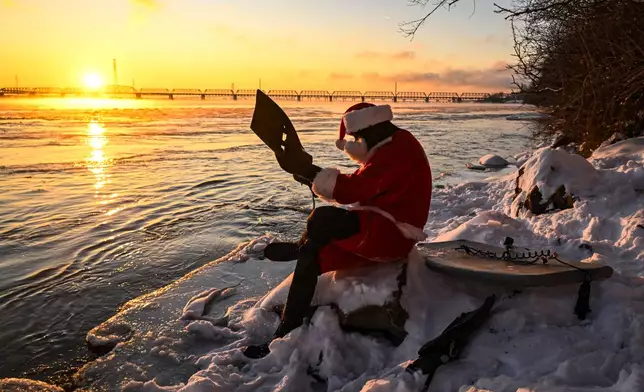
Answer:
[84, 73, 104, 90]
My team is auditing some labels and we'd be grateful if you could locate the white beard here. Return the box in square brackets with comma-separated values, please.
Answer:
[343, 138, 369, 164]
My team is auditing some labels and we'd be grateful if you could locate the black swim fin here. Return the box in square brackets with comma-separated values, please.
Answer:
[406, 295, 496, 390]
[250, 90, 311, 162]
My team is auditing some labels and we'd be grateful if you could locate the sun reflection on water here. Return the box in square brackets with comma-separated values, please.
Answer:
[86, 121, 110, 194]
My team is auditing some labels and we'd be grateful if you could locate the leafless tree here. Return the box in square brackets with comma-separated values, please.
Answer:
[403, 0, 644, 153]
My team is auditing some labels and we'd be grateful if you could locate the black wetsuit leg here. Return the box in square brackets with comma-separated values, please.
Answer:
[244, 206, 360, 358]
[275, 206, 360, 338]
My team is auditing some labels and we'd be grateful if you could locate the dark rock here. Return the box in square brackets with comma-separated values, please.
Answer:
[513, 167, 526, 201]
[515, 164, 575, 215]
[550, 185, 575, 210]
[524, 185, 548, 214]
[334, 264, 408, 345]
[579, 243, 594, 252]
[270, 264, 409, 346]
[552, 134, 574, 148]
[520, 184, 574, 215]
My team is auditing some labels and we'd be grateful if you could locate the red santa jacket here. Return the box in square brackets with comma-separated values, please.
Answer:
[312, 128, 432, 263]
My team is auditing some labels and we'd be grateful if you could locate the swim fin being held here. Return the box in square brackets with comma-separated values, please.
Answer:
[250, 90, 320, 184]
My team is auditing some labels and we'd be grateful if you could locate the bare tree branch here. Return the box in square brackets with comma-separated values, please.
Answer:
[401, 0, 644, 152]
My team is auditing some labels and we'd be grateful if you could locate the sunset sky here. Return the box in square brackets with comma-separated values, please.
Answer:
[0, 0, 515, 92]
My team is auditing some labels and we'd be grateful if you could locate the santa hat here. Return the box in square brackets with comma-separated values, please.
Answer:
[335, 103, 394, 150]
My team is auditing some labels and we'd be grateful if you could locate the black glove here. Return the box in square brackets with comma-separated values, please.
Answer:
[275, 148, 321, 187]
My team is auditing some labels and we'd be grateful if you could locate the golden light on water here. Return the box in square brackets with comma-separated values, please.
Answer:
[86, 120, 110, 193]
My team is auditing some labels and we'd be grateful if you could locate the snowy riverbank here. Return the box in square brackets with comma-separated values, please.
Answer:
[63, 137, 644, 391]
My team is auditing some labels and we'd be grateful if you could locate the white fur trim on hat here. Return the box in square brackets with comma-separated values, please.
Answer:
[312, 168, 340, 202]
[343, 105, 393, 134]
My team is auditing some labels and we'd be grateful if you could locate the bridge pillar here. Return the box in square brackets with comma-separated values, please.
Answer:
[329, 96, 333, 102]
[169, 94, 174, 100]
[135, 93, 142, 99]
[425, 97, 429, 103]
[361, 96, 365, 103]
[297, 95, 301, 102]
[201, 94, 206, 100]
[393, 96, 398, 103]
[233, 94, 237, 101]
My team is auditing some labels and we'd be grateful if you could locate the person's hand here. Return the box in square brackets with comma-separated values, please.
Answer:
[275, 146, 321, 187]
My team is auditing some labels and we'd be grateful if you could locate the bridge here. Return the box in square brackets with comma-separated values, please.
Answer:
[0, 86, 495, 103]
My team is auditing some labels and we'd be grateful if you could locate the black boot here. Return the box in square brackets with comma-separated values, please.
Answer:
[264, 242, 301, 261]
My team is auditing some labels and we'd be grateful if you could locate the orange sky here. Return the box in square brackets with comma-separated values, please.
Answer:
[0, 0, 516, 93]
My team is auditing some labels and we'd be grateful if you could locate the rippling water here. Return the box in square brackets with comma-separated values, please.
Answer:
[0, 97, 535, 384]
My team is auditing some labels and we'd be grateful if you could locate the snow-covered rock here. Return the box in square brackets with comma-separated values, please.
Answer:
[245, 261, 408, 345]
[511, 148, 599, 214]
[478, 154, 509, 168]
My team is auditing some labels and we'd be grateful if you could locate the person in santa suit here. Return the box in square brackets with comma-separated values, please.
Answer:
[243, 102, 432, 359]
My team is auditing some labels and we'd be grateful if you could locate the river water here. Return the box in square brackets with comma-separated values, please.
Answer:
[0, 97, 535, 385]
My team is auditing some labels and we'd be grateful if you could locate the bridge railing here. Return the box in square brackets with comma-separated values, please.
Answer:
[460, 92, 490, 100]
[429, 92, 460, 101]
[235, 89, 259, 99]
[331, 91, 363, 101]
[300, 90, 331, 100]
[172, 89, 203, 95]
[1, 86, 499, 102]
[268, 90, 299, 100]
[204, 89, 235, 96]
[364, 91, 395, 101]
[139, 88, 170, 94]
[396, 92, 428, 102]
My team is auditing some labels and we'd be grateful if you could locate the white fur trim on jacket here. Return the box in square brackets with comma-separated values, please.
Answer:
[312, 168, 340, 202]
[343, 105, 393, 134]
[350, 205, 428, 241]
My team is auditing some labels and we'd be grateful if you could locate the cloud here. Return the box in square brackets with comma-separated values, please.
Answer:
[329, 72, 354, 80]
[362, 65, 513, 91]
[391, 51, 416, 60]
[355, 51, 417, 61]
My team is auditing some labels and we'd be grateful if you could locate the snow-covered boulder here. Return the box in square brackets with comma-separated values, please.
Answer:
[512, 148, 599, 215]
[243, 261, 409, 345]
[0, 379, 63, 392]
[479, 154, 509, 168]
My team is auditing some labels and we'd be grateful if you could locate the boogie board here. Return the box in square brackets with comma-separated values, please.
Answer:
[419, 240, 613, 288]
